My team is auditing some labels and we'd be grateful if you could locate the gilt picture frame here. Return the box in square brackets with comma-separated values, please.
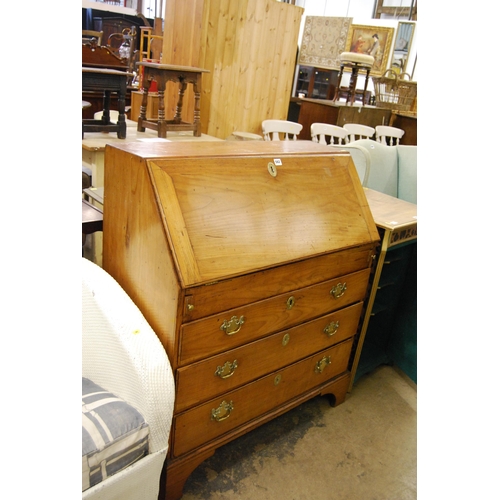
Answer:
[345, 24, 394, 77]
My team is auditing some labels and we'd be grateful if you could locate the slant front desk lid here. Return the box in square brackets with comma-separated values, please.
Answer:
[105, 141, 379, 287]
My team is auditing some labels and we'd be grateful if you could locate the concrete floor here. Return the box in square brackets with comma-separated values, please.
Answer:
[180, 365, 416, 500]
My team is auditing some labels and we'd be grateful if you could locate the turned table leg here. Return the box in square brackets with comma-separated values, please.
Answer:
[137, 76, 153, 132]
[117, 78, 127, 139]
[157, 88, 166, 138]
[193, 76, 202, 137]
[174, 79, 187, 124]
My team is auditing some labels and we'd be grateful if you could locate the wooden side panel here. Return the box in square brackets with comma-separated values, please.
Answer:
[101, 147, 182, 367]
[163, 0, 303, 139]
[180, 270, 370, 364]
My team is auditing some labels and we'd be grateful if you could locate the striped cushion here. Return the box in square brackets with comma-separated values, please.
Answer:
[82, 378, 150, 491]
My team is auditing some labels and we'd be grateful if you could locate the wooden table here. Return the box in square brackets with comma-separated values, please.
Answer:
[82, 67, 133, 139]
[136, 62, 209, 138]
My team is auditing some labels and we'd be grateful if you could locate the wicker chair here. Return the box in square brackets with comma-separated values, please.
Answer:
[82, 257, 175, 500]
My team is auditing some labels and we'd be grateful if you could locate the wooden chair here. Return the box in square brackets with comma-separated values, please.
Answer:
[262, 120, 303, 141]
[343, 123, 375, 143]
[82, 30, 104, 46]
[376, 125, 405, 146]
[311, 123, 348, 146]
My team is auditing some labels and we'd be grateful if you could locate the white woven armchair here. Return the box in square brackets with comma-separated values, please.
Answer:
[82, 257, 175, 500]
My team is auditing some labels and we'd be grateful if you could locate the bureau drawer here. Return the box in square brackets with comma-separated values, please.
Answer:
[179, 268, 370, 364]
[175, 302, 363, 412]
[172, 338, 353, 457]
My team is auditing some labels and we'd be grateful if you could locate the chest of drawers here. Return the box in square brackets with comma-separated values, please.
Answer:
[102, 141, 379, 499]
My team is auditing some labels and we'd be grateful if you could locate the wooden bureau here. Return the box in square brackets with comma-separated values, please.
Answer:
[102, 141, 380, 499]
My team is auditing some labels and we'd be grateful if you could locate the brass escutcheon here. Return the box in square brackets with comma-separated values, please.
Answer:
[215, 360, 238, 379]
[323, 321, 340, 337]
[330, 282, 347, 299]
[314, 356, 331, 374]
[268, 162, 277, 177]
[286, 296, 295, 310]
[211, 400, 234, 422]
[220, 315, 245, 335]
[282, 333, 290, 346]
[274, 374, 282, 386]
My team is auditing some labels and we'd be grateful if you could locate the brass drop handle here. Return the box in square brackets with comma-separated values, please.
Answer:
[220, 315, 245, 335]
[215, 360, 238, 379]
[323, 321, 340, 337]
[314, 356, 331, 374]
[330, 282, 347, 299]
[211, 400, 234, 422]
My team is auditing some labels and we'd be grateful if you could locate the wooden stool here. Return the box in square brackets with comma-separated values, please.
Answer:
[333, 52, 374, 106]
[137, 62, 209, 138]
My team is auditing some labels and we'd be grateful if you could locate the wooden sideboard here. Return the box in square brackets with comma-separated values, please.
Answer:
[296, 98, 392, 140]
[102, 141, 380, 499]
[389, 112, 417, 146]
[294, 98, 417, 145]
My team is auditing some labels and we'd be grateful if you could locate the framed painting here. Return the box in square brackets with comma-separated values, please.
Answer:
[345, 24, 394, 76]
[390, 21, 415, 75]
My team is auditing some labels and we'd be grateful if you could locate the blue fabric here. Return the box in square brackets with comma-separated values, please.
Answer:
[82, 378, 149, 491]
[397, 146, 417, 204]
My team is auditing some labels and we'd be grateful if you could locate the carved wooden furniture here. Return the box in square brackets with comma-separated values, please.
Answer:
[351, 188, 417, 385]
[102, 141, 379, 499]
[82, 67, 132, 139]
[82, 30, 104, 45]
[333, 52, 374, 106]
[136, 62, 209, 138]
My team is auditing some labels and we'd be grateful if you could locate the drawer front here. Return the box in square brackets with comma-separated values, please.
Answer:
[172, 339, 353, 457]
[179, 268, 370, 364]
[184, 245, 375, 321]
[175, 302, 363, 412]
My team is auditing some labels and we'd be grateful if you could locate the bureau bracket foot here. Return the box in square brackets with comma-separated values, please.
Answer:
[164, 448, 215, 500]
[319, 372, 351, 407]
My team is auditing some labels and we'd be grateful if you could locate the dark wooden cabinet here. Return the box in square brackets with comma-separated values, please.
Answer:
[352, 189, 417, 385]
[295, 66, 338, 99]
